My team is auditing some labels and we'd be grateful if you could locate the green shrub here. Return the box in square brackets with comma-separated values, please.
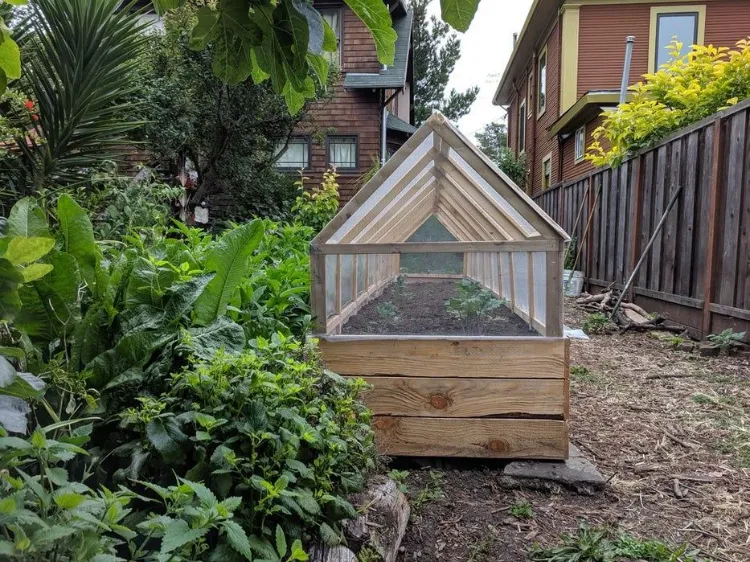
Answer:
[291, 169, 340, 234]
[118, 336, 376, 549]
[581, 313, 614, 335]
[707, 328, 746, 354]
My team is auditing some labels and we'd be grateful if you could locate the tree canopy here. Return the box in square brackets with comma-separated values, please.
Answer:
[475, 121, 527, 189]
[411, 0, 478, 125]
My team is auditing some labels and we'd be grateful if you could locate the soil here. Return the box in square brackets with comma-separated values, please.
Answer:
[341, 279, 539, 337]
[389, 298, 750, 562]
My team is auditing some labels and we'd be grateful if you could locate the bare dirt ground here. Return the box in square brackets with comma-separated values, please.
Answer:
[394, 298, 750, 562]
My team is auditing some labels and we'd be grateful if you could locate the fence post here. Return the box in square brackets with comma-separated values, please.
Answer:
[627, 155, 644, 299]
[702, 118, 724, 338]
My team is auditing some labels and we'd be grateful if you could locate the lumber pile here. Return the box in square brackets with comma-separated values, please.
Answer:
[575, 291, 685, 333]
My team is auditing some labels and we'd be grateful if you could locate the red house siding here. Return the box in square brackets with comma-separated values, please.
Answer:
[560, 114, 605, 181]
[578, 0, 750, 97]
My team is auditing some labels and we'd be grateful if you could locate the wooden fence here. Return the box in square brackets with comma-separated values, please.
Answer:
[533, 98, 750, 340]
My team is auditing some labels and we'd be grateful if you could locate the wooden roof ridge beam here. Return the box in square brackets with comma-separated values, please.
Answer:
[311, 240, 560, 255]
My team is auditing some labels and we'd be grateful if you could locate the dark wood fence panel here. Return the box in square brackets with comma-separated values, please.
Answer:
[533, 98, 750, 340]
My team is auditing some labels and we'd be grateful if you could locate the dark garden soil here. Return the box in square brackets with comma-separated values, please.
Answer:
[390, 298, 750, 562]
[341, 279, 539, 336]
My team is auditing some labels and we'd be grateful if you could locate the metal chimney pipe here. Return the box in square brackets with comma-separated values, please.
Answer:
[620, 36, 635, 104]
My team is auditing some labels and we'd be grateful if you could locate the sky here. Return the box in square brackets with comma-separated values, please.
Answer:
[425, 0, 534, 140]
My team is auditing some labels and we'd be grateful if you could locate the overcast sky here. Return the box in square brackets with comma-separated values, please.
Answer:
[425, 0, 534, 140]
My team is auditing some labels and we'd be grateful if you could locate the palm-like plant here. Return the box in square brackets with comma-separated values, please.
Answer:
[10, 0, 148, 192]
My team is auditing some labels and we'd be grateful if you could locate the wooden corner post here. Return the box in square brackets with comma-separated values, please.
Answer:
[702, 117, 724, 338]
[310, 247, 327, 334]
[545, 240, 565, 337]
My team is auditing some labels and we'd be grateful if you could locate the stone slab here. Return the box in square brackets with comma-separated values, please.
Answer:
[502, 444, 606, 491]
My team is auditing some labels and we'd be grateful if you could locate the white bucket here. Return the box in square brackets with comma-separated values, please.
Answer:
[563, 269, 584, 297]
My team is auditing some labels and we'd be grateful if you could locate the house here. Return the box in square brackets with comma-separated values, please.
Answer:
[493, 0, 750, 195]
[274, 0, 415, 203]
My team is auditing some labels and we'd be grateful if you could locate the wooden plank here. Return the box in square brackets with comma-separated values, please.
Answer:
[527, 252, 535, 326]
[738, 110, 750, 309]
[598, 170, 609, 282]
[694, 124, 714, 299]
[335, 254, 342, 315]
[310, 251, 328, 333]
[358, 376, 565, 417]
[717, 111, 745, 306]
[638, 151, 654, 288]
[709, 302, 750, 322]
[649, 145, 668, 291]
[703, 119, 723, 336]
[373, 417, 568, 459]
[677, 132, 699, 297]
[616, 164, 629, 283]
[591, 174, 602, 279]
[627, 156, 643, 295]
[545, 243, 564, 337]
[606, 166, 618, 282]
[662, 140, 681, 294]
[314, 240, 559, 254]
[318, 337, 567, 379]
[508, 253, 516, 311]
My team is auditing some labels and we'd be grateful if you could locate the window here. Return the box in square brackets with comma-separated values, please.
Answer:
[574, 125, 585, 162]
[537, 47, 547, 116]
[518, 100, 527, 154]
[327, 136, 358, 169]
[319, 8, 341, 66]
[649, 6, 705, 73]
[542, 154, 552, 190]
[527, 73, 533, 115]
[275, 137, 310, 169]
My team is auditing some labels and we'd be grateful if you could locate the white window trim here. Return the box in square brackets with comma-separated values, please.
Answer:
[648, 5, 706, 74]
[537, 46, 548, 119]
[518, 99, 527, 155]
[541, 153, 552, 190]
[574, 125, 586, 163]
[527, 73, 533, 119]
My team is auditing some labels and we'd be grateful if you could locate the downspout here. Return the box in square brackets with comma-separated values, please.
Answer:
[381, 88, 401, 166]
[529, 51, 538, 194]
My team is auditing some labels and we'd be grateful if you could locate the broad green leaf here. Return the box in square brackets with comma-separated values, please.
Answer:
[179, 478, 217, 506]
[344, 0, 397, 65]
[57, 195, 101, 290]
[223, 520, 254, 560]
[440, 0, 481, 32]
[30, 428, 45, 448]
[210, 0, 260, 84]
[160, 518, 209, 554]
[163, 273, 215, 324]
[319, 522, 341, 546]
[71, 303, 110, 370]
[190, 6, 219, 50]
[6, 198, 50, 238]
[31, 525, 76, 546]
[185, 316, 246, 360]
[194, 221, 263, 325]
[0, 356, 45, 400]
[322, 19, 337, 53]
[4, 237, 55, 266]
[54, 492, 86, 509]
[307, 53, 329, 88]
[290, 539, 308, 562]
[146, 418, 186, 465]
[0, 34, 20, 80]
[0, 257, 23, 284]
[45, 467, 69, 486]
[20, 263, 53, 283]
[3, 0, 28, 5]
[275, 525, 287, 558]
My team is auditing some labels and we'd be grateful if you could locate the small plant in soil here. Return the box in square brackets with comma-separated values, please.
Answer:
[570, 365, 601, 385]
[357, 545, 381, 562]
[394, 274, 408, 297]
[376, 301, 401, 324]
[388, 469, 409, 494]
[467, 537, 493, 562]
[509, 500, 534, 519]
[582, 312, 615, 335]
[530, 522, 701, 562]
[666, 335, 685, 348]
[411, 470, 444, 511]
[707, 328, 746, 354]
[446, 279, 506, 335]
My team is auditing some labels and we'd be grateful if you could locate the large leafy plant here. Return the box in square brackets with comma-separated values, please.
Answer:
[9, 0, 149, 193]
[588, 38, 750, 166]
[116, 337, 376, 555]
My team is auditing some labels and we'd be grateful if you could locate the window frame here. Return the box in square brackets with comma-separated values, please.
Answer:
[326, 134, 359, 171]
[318, 7, 343, 67]
[537, 46, 548, 118]
[648, 5, 705, 74]
[541, 153, 552, 190]
[574, 125, 586, 163]
[518, 99, 527, 155]
[527, 73, 533, 117]
[274, 136, 311, 171]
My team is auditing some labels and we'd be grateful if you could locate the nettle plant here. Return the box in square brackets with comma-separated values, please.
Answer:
[446, 279, 505, 335]
[116, 335, 376, 553]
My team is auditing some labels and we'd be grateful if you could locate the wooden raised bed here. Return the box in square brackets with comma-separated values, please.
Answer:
[310, 113, 571, 460]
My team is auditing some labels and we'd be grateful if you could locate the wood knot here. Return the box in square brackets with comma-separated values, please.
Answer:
[375, 418, 395, 430]
[488, 439, 508, 453]
[429, 394, 450, 410]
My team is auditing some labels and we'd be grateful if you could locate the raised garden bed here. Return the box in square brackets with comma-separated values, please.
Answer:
[341, 278, 540, 336]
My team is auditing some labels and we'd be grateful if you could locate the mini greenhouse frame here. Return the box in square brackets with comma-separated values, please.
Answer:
[310, 113, 571, 460]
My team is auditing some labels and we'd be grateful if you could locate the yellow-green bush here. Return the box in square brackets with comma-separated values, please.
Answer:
[587, 38, 750, 167]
